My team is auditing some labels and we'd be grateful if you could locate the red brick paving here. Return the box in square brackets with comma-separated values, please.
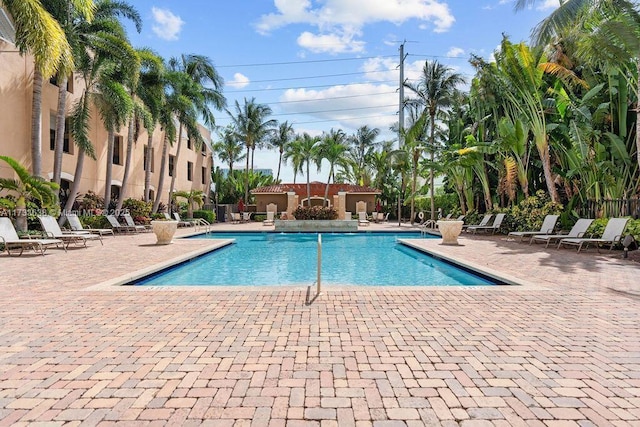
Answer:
[0, 223, 639, 425]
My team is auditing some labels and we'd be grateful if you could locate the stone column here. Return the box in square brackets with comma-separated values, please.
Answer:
[337, 192, 347, 220]
[286, 192, 298, 218]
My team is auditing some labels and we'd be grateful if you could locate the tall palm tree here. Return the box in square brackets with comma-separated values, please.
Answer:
[403, 105, 429, 225]
[404, 60, 465, 221]
[297, 133, 321, 206]
[61, 1, 139, 218]
[0, 156, 59, 232]
[116, 48, 160, 211]
[268, 121, 295, 181]
[349, 125, 380, 185]
[388, 147, 411, 226]
[165, 54, 225, 210]
[516, 0, 640, 170]
[283, 136, 305, 184]
[228, 98, 277, 202]
[318, 129, 348, 205]
[2, 0, 92, 177]
[212, 125, 245, 174]
[172, 189, 204, 219]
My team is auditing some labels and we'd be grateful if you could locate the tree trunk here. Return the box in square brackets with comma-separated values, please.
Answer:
[61, 148, 85, 225]
[152, 136, 169, 213]
[15, 197, 28, 232]
[323, 166, 332, 206]
[53, 75, 68, 185]
[276, 149, 283, 182]
[306, 161, 311, 207]
[144, 133, 153, 202]
[116, 118, 135, 211]
[244, 145, 250, 203]
[103, 130, 115, 210]
[429, 114, 436, 222]
[168, 123, 184, 213]
[538, 142, 559, 203]
[410, 156, 417, 225]
[636, 58, 640, 175]
[204, 154, 212, 206]
[31, 68, 43, 177]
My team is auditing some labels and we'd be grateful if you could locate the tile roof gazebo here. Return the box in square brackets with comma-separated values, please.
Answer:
[251, 182, 381, 219]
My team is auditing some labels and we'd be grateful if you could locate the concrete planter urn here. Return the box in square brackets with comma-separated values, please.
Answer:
[437, 220, 464, 245]
[151, 220, 179, 245]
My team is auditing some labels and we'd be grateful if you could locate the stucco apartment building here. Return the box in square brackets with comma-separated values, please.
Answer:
[0, 25, 213, 210]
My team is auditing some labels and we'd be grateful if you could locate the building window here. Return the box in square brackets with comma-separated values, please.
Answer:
[113, 136, 123, 165]
[187, 161, 193, 181]
[49, 75, 74, 93]
[168, 155, 175, 177]
[49, 115, 72, 154]
[187, 137, 193, 150]
[201, 143, 207, 156]
[143, 145, 154, 172]
[201, 166, 206, 184]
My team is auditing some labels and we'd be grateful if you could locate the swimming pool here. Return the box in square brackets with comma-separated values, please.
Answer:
[132, 232, 497, 286]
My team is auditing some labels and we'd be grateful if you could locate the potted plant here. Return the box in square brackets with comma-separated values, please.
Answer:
[150, 216, 179, 245]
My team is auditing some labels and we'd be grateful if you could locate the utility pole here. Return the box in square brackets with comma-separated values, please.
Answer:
[398, 41, 406, 148]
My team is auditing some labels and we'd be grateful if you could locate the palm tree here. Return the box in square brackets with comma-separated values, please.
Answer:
[1, 0, 89, 177]
[318, 129, 349, 205]
[283, 136, 305, 184]
[268, 121, 295, 181]
[349, 125, 380, 185]
[402, 105, 429, 225]
[297, 133, 321, 206]
[165, 54, 225, 210]
[212, 125, 245, 174]
[388, 147, 411, 226]
[404, 60, 464, 221]
[228, 98, 277, 202]
[61, 2, 139, 218]
[0, 156, 59, 232]
[516, 0, 640, 171]
[172, 189, 204, 219]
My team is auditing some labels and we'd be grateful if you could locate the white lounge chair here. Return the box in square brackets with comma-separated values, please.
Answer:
[65, 213, 114, 236]
[508, 214, 559, 242]
[463, 214, 492, 232]
[122, 213, 149, 233]
[467, 213, 505, 235]
[558, 217, 629, 253]
[263, 211, 275, 226]
[530, 218, 594, 248]
[38, 215, 102, 248]
[358, 211, 370, 226]
[169, 212, 193, 227]
[0, 217, 64, 255]
[106, 215, 137, 234]
[174, 212, 210, 231]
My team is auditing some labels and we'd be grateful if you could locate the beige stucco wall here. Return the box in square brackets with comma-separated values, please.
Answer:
[0, 40, 212, 208]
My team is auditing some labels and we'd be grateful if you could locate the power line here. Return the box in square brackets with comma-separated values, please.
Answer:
[216, 55, 396, 68]
[291, 113, 396, 125]
[236, 69, 394, 84]
[225, 80, 397, 93]
[268, 91, 396, 105]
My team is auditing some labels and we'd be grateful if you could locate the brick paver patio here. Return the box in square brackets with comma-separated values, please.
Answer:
[1, 222, 639, 426]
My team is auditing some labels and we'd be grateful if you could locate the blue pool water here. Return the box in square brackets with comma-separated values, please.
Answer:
[133, 232, 496, 286]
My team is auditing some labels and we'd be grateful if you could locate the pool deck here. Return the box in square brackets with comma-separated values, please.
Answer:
[1, 221, 639, 426]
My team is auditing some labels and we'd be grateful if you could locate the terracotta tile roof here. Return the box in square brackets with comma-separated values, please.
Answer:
[251, 182, 380, 197]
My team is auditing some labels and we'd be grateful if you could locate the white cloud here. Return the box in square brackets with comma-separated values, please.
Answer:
[151, 7, 184, 41]
[536, 0, 560, 10]
[256, 0, 455, 51]
[227, 73, 250, 89]
[447, 47, 465, 58]
[297, 30, 365, 54]
[278, 83, 399, 132]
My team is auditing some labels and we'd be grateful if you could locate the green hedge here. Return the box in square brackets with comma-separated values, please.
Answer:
[192, 210, 215, 223]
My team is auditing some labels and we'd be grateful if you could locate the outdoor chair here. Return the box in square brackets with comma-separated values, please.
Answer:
[530, 218, 594, 248]
[462, 214, 492, 232]
[65, 213, 114, 236]
[122, 213, 149, 233]
[169, 212, 193, 227]
[0, 217, 64, 255]
[263, 211, 275, 226]
[466, 213, 505, 235]
[558, 217, 629, 253]
[106, 215, 138, 234]
[38, 215, 102, 248]
[358, 211, 370, 226]
[508, 214, 559, 242]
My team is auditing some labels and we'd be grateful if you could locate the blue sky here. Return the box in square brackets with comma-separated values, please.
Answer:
[124, 0, 559, 182]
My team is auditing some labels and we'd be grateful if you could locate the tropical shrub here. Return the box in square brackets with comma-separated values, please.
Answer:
[503, 190, 564, 233]
[122, 198, 152, 219]
[81, 215, 111, 229]
[293, 206, 338, 220]
[76, 191, 104, 213]
[192, 209, 215, 223]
